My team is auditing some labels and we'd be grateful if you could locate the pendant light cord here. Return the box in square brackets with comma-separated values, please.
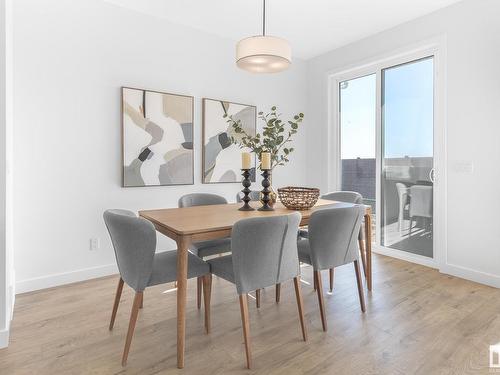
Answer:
[262, 0, 266, 36]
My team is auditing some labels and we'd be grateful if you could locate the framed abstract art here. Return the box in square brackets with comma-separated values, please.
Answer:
[122, 87, 194, 187]
[202, 98, 256, 183]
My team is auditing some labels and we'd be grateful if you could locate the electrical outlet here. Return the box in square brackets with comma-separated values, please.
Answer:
[90, 238, 100, 251]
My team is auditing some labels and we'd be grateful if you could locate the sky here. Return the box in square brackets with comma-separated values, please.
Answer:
[340, 57, 434, 160]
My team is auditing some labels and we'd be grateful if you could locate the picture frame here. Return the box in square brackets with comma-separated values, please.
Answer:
[122, 87, 194, 187]
[202, 98, 256, 184]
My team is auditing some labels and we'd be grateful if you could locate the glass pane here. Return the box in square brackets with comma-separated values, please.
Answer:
[339, 74, 376, 241]
[381, 57, 434, 257]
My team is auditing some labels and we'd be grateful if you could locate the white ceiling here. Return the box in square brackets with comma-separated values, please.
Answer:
[105, 0, 462, 59]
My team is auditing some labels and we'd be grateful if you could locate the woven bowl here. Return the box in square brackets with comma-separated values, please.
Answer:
[278, 187, 320, 210]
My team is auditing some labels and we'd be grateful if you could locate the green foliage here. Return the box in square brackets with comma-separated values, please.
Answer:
[226, 106, 304, 171]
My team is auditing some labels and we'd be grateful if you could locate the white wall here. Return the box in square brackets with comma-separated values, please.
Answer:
[12, 0, 500, 294]
[0, 0, 13, 348]
[306, 0, 500, 286]
[13, 0, 309, 292]
[0, 0, 8, 346]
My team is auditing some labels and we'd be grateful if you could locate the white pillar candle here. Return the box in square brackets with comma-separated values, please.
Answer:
[261, 152, 271, 170]
[241, 152, 252, 170]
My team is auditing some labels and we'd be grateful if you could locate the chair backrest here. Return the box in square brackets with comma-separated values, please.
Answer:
[230, 212, 301, 295]
[178, 193, 228, 208]
[321, 191, 363, 204]
[396, 182, 409, 203]
[103, 209, 156, 292]
[236, 190, 261, 203]
[409, 185, 433, 218]
[308, 205, 364, 270]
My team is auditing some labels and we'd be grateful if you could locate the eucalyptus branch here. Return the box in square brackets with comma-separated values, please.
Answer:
[225, 106, 304, 172]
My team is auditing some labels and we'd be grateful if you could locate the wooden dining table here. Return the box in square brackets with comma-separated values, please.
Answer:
[139, 199, 373, 368]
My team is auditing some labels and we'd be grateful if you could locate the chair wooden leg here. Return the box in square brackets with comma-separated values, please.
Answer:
[358, 237, 367, 278]
[122, 291, 142, 366]
[293, 277, 308, 341]
[139, 293, 143, 309]
[329, 268, 334, 293]
[275, 283, 281, 303]
[354, 260, 366, 313]
[197, 277, 202, 309]
[313, 274, 317, 291]
[239, 294, 252, 369]
[255, 289, 261, 308]
[313, 270, 327, 331]
[202, 274, 212, 334]
[109, 278, 124, 330]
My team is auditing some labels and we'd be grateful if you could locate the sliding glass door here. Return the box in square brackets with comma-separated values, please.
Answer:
[339, 74, 377, 241]
[337, 55, 435, 259]
[381, 57, 434, 257]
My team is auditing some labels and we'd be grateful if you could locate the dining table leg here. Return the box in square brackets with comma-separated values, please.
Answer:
[176, 235, 191, 369]
[364, 213, 372, 291]
[358, 235, 367, 278]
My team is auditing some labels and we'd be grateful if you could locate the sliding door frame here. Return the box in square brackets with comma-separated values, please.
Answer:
[327, 37, 447, 270]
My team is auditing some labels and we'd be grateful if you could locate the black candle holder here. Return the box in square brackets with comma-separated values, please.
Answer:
[238, 169, 255, 211]
[258, 169, 274, 211]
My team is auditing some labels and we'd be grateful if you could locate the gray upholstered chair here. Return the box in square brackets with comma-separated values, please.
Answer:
[103, 209, 211, 366]
[178, 192, 228, 208]
[299, 191, 367, 292]
[297, 205, 365, 331]
[237, 189, 279, 306]
[178, 193, 231, 309]
[236, 190, 261, 203]
[409, 185, 433, 236]
[206, 213, 306, 369]
[321, 191, 364, 205]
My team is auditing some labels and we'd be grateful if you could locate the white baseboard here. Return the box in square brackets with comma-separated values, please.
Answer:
[9, 269, 15, 321]
[372, 245, 438, 269]
[0, 271, 16, 349]
[16, 263, 118, 294]
[0, 328, 9, 349]
[373, 245, 500, 288]
[15, 253, 500, 298]
[440, 263, 500, 289]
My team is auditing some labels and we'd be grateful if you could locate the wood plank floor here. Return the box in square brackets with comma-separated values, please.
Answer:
[1, 254, 499, 374]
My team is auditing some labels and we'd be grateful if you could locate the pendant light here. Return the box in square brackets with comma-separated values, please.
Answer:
[236, 0, 291, 73]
